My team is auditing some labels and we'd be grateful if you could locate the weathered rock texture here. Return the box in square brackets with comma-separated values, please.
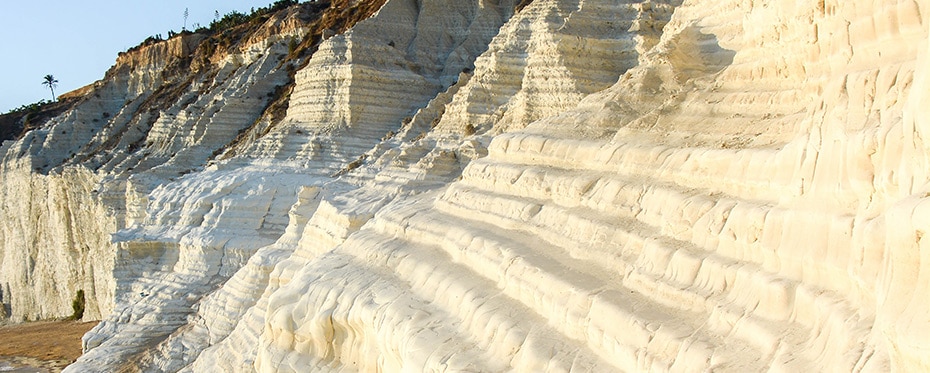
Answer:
[0, 0, 927, 371]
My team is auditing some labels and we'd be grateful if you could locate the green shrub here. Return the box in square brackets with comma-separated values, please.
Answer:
[288, 37, 298, 55]
[5, 99, 51, 115]
[71, 289, 85, 320]
[210, 10, 250, 32]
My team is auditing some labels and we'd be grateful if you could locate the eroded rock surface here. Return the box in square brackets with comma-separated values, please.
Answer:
[0, 0, 927, 371]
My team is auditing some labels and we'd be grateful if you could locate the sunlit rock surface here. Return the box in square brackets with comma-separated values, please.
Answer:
[0, 0, 927, 371]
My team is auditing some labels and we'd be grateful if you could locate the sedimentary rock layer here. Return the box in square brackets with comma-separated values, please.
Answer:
[0, 0, 926, 371]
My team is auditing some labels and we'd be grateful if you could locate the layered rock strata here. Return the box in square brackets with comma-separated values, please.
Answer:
[63, 0, 523, 370]
[0, 0, 927, 372]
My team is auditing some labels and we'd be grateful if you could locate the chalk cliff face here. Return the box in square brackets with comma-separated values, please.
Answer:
[0, 0, 928, 371]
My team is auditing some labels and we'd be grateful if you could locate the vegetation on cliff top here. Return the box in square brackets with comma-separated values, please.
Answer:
[0, 98, 75, 142]
[127, 0, 302, 53]
[0, 0, 390, 145]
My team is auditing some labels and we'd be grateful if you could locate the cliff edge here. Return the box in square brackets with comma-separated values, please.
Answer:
[0, 0, 928, 371]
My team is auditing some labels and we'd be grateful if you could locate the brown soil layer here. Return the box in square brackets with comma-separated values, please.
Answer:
[0, 320, 99, 372]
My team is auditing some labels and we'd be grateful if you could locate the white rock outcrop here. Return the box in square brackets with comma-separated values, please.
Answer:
[0, 0, 928, 371]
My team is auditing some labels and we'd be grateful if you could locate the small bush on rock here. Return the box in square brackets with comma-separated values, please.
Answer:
[71, 289, 85, 320]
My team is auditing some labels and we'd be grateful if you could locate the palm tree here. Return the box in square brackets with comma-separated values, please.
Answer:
[42, 74, 59, 101]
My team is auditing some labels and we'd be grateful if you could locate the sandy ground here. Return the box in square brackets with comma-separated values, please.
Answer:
[0, 320, 98, 372]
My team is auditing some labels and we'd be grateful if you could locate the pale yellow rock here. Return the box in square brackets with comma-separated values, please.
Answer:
[0, 0, 926, 372]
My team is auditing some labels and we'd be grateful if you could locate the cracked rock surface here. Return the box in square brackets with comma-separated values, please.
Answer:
[0, 0, 928, 371]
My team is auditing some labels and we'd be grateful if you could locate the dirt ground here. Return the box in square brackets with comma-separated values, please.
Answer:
[0, 320, 98, 372]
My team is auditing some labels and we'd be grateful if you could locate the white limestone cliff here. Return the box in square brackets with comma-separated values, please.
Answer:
[0, 0, 928, 371]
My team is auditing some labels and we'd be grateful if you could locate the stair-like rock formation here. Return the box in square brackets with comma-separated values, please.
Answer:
[0, 0, 927, 371]
[61, 0, 523, 371]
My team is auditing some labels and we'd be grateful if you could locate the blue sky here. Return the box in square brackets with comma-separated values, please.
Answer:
[0, 1, 270, 113]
